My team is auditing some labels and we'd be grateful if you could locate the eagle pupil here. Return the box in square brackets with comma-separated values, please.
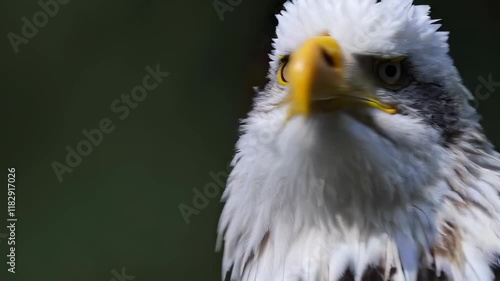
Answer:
[385, 65, 398, 77]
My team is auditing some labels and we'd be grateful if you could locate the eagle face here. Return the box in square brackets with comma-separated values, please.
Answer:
[218, 0, 500, 280]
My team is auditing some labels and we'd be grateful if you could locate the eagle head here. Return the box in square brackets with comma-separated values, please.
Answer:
[218, 1, 500, 280]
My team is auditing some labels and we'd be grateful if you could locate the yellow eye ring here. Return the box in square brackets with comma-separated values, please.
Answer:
[277, 56, 289, 85]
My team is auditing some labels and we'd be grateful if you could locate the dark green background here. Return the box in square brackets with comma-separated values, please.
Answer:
[1, 0, 499, 280]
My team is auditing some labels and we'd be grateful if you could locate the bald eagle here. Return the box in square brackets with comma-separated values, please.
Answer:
[217, 0, 500, 280]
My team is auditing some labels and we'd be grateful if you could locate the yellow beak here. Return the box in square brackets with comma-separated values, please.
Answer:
[287, 36, 397, 118]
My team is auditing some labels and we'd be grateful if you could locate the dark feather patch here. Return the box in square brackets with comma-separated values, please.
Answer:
[492, 254, 500, 281]
[390, 81, 463, 145]
[335, 267, 451, 281]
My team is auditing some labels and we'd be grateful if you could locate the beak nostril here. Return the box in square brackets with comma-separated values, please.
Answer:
[320, 48, 335, 67]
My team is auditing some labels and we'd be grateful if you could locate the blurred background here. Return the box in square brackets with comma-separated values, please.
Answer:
[1, 0, 499, 280]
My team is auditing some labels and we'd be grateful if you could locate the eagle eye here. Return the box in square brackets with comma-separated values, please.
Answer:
[375, 58, 407, 88]
[377, 61, 401, 84]
[277, 56, 290, 85]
